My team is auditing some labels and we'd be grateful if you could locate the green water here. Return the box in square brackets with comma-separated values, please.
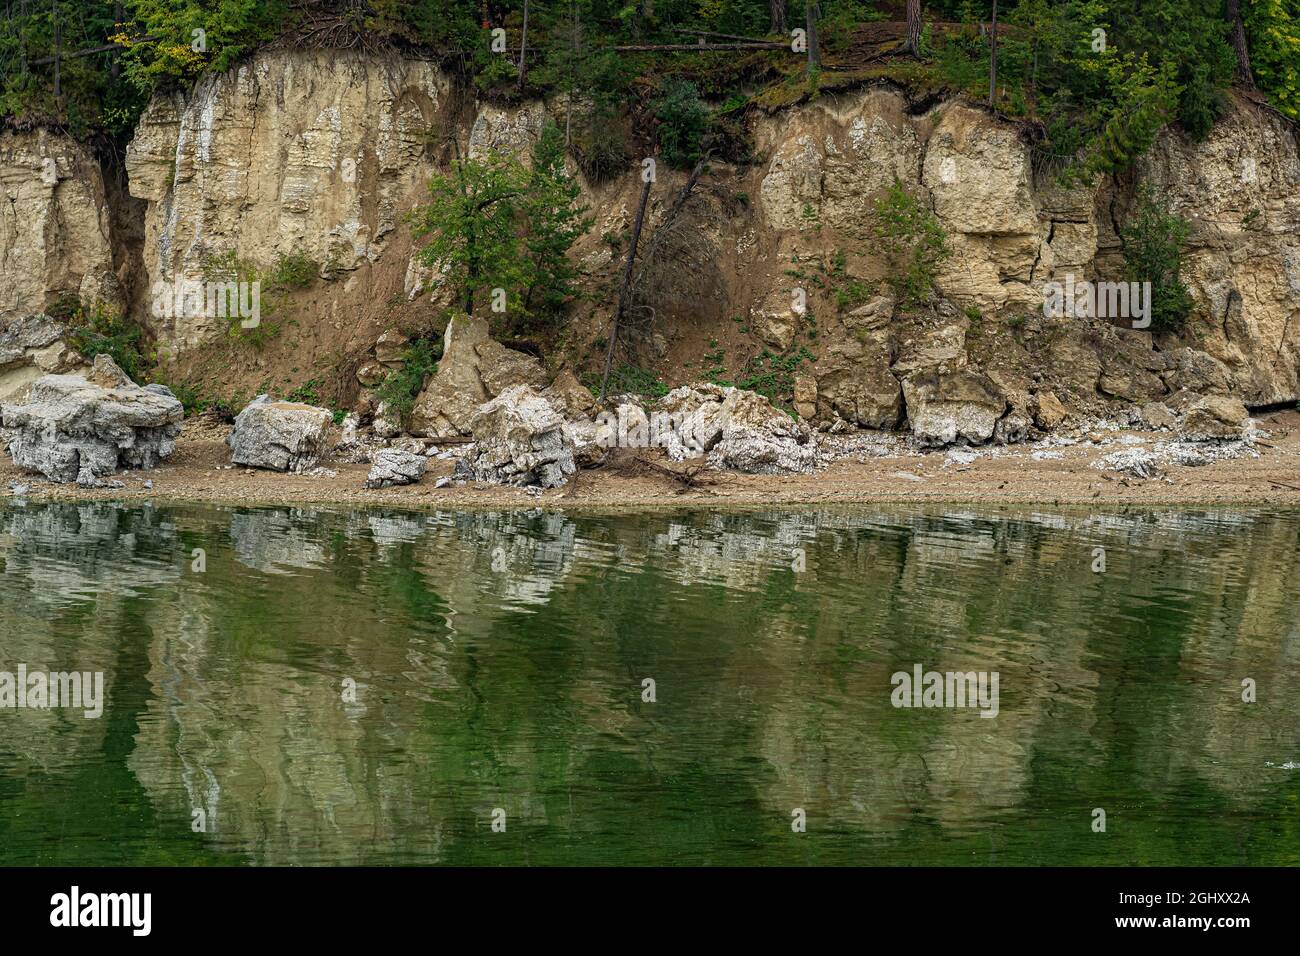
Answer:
[0, 501, 1297, 866]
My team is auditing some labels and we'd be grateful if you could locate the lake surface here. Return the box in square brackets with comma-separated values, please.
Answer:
[0, 501, 1297, 866]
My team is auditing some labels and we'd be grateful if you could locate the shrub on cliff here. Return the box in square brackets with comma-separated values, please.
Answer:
[871, 180, 950, 308]
[410, 122, 588, 333]
[1121, 185, 1194, 335]
[376, 337, 441, 428]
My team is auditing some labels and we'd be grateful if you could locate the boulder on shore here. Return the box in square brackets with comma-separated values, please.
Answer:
[408, 315, 550, 439]
[464, 385, 576, 488]
[1179, 394, 1249, 441]
[656, 383, 817, 473]
[902, 370, 1007, 447]
[0, 353, 183, 486]
[228, 394, 333, 472]
[364, 448, 428, 488]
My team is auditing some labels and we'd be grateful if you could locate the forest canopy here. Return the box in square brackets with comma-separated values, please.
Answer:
[0, 1, 1295, 176]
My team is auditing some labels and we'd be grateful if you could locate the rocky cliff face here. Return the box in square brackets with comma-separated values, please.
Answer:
[0, 129, 121, 320]
[745, 88, 1300, 423]
[0, 131, 113, 401]
[124, 50, 452, 353]
[1, 50, 1295, 436]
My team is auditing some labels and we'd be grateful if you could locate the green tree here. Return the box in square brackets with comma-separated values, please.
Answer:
[410, 149, 529, 317]
[1245, 0, 1300, 120]
[411, 129, 589, 330]
[521, 123, 592, 325]
[1121, 185, 1194, 335]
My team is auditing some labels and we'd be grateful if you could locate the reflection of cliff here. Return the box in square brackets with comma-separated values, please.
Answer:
[0, 504, 184, 774]
[3, 502, 1297, 863]
[0, 502, 182, 601]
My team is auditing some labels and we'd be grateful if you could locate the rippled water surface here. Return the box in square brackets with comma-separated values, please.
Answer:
[0, 501, 1297, 865]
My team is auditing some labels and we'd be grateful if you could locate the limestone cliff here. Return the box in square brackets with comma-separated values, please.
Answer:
[1, 49, 1296, 438]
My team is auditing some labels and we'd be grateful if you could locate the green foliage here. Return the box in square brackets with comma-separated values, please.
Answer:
[654, 78, 710, 170]
[569, 104, 628, 182]
[411, 127, 588, 332]
[521, 123, 593, 327]
[0, 1, 149, 135]
[1246, 0, 1300, 120]
[60, 298, 149, 382]
[410, 151, 529, 318]
[1072, 52, 1181, 180]
[582, 363, 668, 399]
[375, 337, 441, 427]
[199, 249, 283, 350]
[285, 377, 324, 406]
[267, 251, 318, 291]
[1121, 185, 1194, 334]
[728, 346, 817, 411]
[871, 180, 950, 307]
[118, 0, 292, 100]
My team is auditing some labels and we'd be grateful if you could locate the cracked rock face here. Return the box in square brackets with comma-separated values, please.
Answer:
[125, 50, 450, 352]
[1, 130, 122, 321]
[364, 448, 427, 488]
[465, 385, 576, 488]
[1, 354, 183, 485]
[228, 395, 333, 472]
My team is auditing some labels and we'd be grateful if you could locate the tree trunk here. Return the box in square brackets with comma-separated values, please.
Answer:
[804, 1, 820, 73]
[629, 152, 711, 301]
[905, 0, 921, 56]
[1227, 0, 1255, 88]
[51, 0, 60, 100]
[518, 0, 529, 89]
[19, 0, 27, 74]
[111, 1, 122, 79]
[599, 176, 653, 402]
[769, 0, 786, 35]
[988, 0, 998, 107]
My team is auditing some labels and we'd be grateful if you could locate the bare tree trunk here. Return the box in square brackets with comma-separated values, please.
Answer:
[1227, 0, 1255, 88]
[111, 0, 122, 79]
[51, 0, 60, 102]
[804, 1, 820, 73]
[769, 0, 786, 35]
[19, 0, 27, 74]
[905, 0, 921, 56]
[599, 175, 653, 402]
[988, 0, 998, 107]
[629, 153, 710, 300]
[565, 0, 577, 147]
[518, 0, 529, 89]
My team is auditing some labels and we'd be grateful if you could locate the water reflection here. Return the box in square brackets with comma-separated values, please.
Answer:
[0, 502, 1297, 865]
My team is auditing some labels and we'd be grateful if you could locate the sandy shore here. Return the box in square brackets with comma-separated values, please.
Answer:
[5, 409, 1300, 511]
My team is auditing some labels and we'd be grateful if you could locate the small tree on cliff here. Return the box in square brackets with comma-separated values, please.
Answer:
[521, 123, 591, 324]
[410, 129, 586, 329]
[410, 147, 527, 317]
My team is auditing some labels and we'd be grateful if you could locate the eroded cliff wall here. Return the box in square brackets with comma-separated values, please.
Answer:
[2, 49, 1296, 431]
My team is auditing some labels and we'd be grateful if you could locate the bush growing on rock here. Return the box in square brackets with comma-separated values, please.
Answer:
[871, 180, 950, 307]
[1121, 186, 1194, 335]
[375, 338, 441, 429]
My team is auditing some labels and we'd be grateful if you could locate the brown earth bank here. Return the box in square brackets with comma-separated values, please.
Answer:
[6, 408, 1299, 512]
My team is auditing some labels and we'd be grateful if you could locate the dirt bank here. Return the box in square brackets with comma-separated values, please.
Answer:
[4, 409, 1299, 511]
